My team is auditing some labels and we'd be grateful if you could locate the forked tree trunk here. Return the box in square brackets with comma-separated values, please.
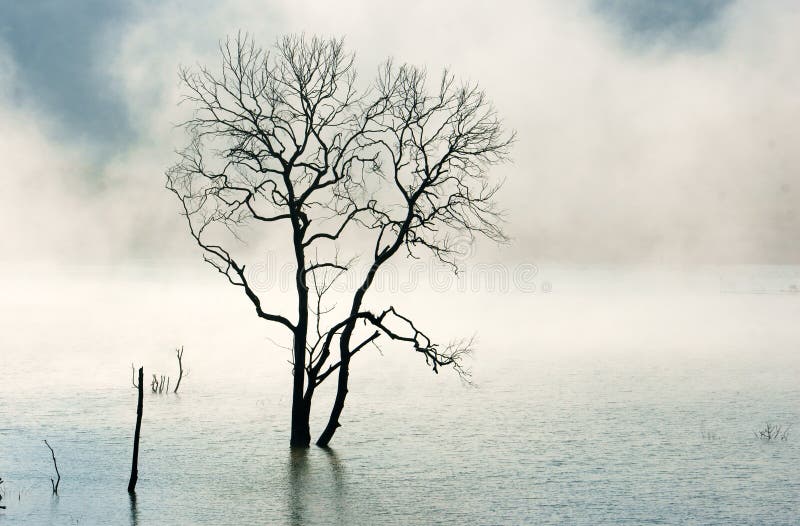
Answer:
[128, 367, 143, 493]
[317, 269, 379, 447]
[317, 267, 381, 447]
[317, 327, 354, 447]
[316, 367, 348, 447]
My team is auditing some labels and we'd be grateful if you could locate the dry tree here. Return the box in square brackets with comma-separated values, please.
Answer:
[167, 33, 513, 447]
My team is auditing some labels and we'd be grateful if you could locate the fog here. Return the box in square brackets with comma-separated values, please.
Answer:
[1, 0, 798, 269]
[2, 0, 798, 387]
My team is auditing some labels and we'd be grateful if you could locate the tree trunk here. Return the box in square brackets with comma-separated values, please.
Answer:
[289, 216, 312, 448]
[289, 320, 311, 447]
[128, 367, 143, 493]
[317, 327, 353, 447]
[317, 276, 376, 447]
[316, 367, 348, 447]
[290, 375, 311, 447]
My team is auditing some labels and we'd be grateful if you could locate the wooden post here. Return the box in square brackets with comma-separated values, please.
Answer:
[128, 367, 143, 493]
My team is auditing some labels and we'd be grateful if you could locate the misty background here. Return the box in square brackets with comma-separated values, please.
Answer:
[0, 0, 798, 268]
[2, 0, 799, 392]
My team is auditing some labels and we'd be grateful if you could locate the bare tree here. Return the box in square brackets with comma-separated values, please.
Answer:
[167, 33, 513, 447]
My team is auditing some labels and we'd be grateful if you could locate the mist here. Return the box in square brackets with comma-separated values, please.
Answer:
[1, 0, 798, 267]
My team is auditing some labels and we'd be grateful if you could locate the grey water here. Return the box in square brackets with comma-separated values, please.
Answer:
[1, 266, 799, 524]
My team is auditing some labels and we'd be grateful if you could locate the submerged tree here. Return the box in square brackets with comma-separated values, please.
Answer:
[167, 33, 513, 447]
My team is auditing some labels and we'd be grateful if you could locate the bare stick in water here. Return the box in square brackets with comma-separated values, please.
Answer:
[43, 440, 60, 495]
[173, 346, 184, 394]
[128, 366, 144, 493]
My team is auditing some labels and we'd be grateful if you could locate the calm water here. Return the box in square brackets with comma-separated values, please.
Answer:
[1, 266, 799, 524]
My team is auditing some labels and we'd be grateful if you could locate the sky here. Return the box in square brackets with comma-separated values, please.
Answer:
[1, 0, 799, 267]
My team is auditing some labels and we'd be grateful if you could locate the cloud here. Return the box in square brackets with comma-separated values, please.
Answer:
[2, 0, 799, 267]
[0, 41, 184, 265]
[593, 0, 734, 49]
[0, 73, 104, 262]
[497, 0, 800, 262]
[0, 1, 135, 149]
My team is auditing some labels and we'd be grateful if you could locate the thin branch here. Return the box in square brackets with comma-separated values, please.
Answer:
[43, 440, 60, 495]
[174, 346, 185, 394]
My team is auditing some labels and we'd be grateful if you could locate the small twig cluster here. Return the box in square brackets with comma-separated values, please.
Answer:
[699, 421, 718, 441]
[754, 423, 790, 441]
[151, 374, 170, 394]
[131, 347, 188, 395]
[700, 430, 719, 441]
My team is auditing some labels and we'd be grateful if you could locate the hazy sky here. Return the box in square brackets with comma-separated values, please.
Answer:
[1, 0, 798, 266]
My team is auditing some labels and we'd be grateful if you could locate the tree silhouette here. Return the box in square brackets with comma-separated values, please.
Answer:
[167, 33, 513, 447]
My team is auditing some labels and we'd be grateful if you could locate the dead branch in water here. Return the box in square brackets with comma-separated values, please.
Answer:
[151, 374, 169, 394]
[43, 440, 60, 495]
[173, 346, 185, 394]
[131, 363, 139, 389]
[129, 367, 144, 493]
[754, 423, 790, 441]
[144, 346, 188, 394]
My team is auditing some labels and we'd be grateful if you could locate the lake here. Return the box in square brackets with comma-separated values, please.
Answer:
[1, 265, 799, 524]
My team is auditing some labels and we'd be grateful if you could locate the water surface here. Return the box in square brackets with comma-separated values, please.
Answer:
[1, 266, 798, 524]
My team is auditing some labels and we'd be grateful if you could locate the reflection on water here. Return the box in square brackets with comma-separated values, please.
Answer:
[320, 448, 347, 525]
[128, 492, 138, 526]
[287, 447, 309, 526]
[288, 447, 349, 525]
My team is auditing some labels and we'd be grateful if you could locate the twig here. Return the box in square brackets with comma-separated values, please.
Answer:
[43, 440, 60, 495]
[174, 346, 185, 394]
